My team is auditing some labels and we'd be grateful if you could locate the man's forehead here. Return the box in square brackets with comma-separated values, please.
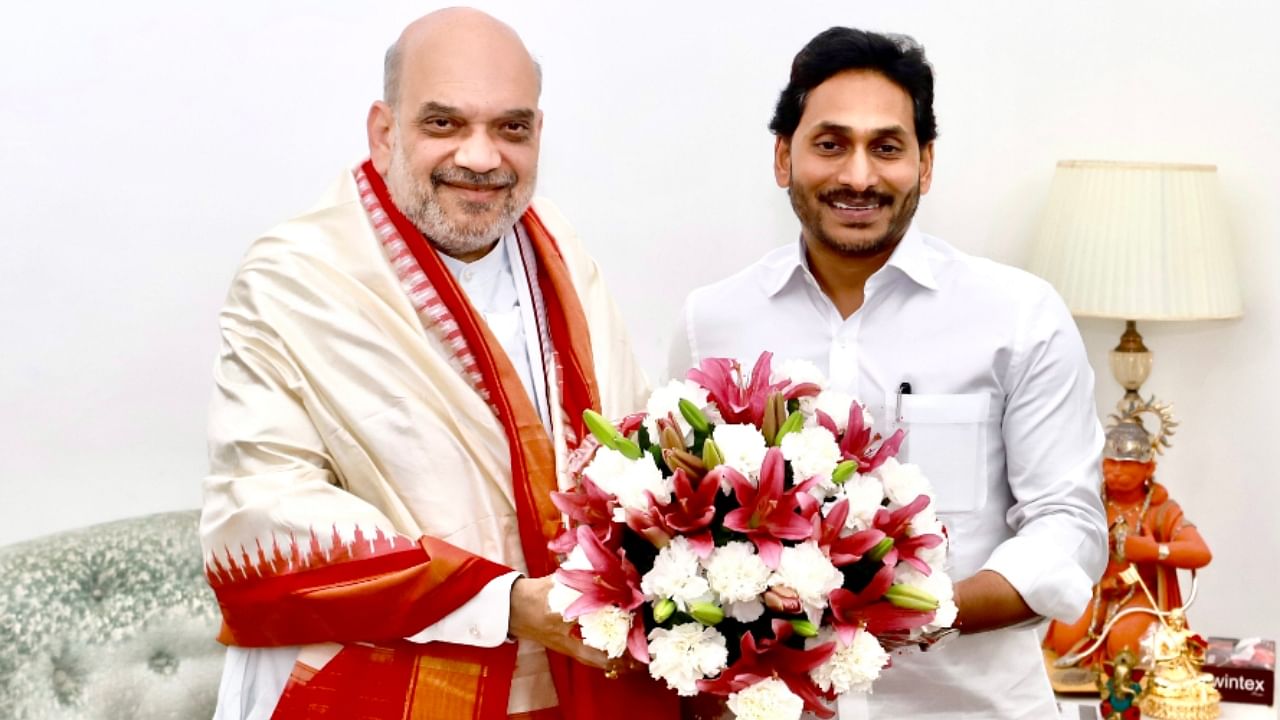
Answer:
[400, 56, 539, 111]
[797, 70, 916, 137]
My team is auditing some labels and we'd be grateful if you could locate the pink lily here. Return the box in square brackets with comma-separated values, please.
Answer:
[623, 497, 674, 549]
[654, 468, 718, 557]
[871, 494, 945, 575]
[812, 499, 887, 567]
[816, 403, 904, 474]
[553, 526, 645, 620]
[720, 448, 817, 568]
[549, 476, 618, 554]
[687, 352, 819, 426]
[697, 619, 837, 718]
[827, 565, 936, 646]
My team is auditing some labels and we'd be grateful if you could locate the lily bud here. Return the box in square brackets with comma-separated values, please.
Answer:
[773, 410, 805, 445]
[652, 598, 677, 624]
[663, 448, 706, 478]
[678, 398, 711, 434]
[659, 424, 686, 453]
[788, 619, 820, 638]
[831, 459, 859, 485]
[689, 601, 725, 626]
[884, 583, 940, 612]
[763, 586, 803, 614]
[701, 438, 724, 471]
[761, 392, 787, 446]
[867, 537, 895, 562]
[583, 409, 621, 450]
[614, 437, 644, 461]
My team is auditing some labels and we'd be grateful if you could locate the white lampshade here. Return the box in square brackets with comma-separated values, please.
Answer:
[1028, 160, 1243, 320]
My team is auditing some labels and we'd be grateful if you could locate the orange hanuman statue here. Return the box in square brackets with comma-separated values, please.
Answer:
[1044, 402, 1212, 682]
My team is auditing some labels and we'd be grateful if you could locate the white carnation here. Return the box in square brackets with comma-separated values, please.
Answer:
[875, 457, 935, 509]
[769, 541, 843, 618]
[780, 426, 842, 483]
[771, 358, 826, 388]
[815, 391, 871, 430]
[586, 447, 672, 520]
[578, 606, 633, 659]
[835, 474, 885, 531]
[547, 545, 590, 616]
[727, 677, 806, 720]
[703, 542, 771, 620]
[641, 536, 711, 611]
[583, 446, 631, 491]
[894, 565, 958, 631]
[644, 379, 711, 440]
[711, 424, 768, 485]
[908, 513, 948, 572]
[647, 623, 729, 696]
[809, 629, 890, 694]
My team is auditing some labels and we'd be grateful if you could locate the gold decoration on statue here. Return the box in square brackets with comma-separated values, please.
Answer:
[1139, 603, 1221, 719]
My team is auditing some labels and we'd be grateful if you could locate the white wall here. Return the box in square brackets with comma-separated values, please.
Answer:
[3, 1, 1277, 646]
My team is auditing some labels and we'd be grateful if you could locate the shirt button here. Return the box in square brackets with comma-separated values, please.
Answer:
[462, 270, 475, 282]
[469, 626, 482, 639]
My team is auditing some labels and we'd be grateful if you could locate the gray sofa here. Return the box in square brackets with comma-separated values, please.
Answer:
[0, 511, 224, 719]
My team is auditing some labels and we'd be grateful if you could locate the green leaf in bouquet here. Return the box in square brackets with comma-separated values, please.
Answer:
[689, 427, 709, 457]
[648, 443, 669, 472]
[635, 424, 653, 450]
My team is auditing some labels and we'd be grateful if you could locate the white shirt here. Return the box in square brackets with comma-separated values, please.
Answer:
[215, 229, 543, 720]
[671, 224, 1107, 719]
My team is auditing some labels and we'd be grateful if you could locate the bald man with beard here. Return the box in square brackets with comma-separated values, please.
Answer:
[200, 9, 677, 719]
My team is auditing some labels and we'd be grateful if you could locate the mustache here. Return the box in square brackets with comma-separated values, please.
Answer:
[818, 189, 892, 207]
[430, 166, 516, 190]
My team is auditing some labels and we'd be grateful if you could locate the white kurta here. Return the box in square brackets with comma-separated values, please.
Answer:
[673, 224, 1107, 719]
[203, 170, 648, 718]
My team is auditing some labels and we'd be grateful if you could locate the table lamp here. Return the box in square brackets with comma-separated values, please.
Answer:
[1027, 160, 1243, 422]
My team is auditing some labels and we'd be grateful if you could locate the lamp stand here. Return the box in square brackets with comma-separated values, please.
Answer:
[1110, 320, 1153, 417]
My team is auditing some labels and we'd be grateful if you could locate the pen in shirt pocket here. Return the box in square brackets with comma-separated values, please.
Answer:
[895, 381, 912, 424]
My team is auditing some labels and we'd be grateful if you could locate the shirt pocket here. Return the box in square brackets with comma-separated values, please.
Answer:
[893, 392, 991, 514]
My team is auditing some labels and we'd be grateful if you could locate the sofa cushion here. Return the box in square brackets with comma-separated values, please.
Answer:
[0, 510, 223, 719]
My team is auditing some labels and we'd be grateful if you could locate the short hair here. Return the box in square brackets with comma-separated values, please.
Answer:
[383, 42, 402, 107]
[769, 27, 937, 146]
[381, 41, 544, 108]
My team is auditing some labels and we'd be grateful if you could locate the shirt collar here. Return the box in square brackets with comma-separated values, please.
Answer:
[764, 222, 939, 298]
[439, 228, 514, 281]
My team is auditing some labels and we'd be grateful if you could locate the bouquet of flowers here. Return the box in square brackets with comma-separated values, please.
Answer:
[547, 352, 956, 719]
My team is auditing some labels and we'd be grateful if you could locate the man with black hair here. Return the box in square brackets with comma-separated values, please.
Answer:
[672, 27, 1108, 717]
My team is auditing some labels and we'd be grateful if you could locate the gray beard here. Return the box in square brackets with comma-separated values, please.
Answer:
[385, 143, 534, 257]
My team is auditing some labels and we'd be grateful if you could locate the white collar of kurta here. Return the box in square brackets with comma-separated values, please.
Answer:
[764, 222, 940, 298]
[435, 226, 553, 432]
